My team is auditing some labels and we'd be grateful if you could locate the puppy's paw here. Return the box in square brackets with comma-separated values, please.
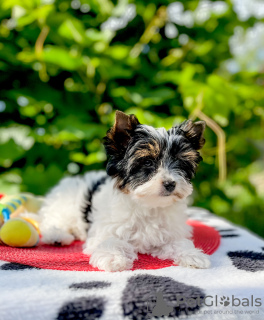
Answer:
[176, 250, 211, 269]
[41, 227, 75, 246]
[88, 249, 133, 272]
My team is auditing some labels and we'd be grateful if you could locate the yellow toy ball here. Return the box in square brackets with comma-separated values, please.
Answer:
[0, 218, 39, 247]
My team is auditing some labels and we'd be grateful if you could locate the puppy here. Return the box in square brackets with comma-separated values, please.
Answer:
[39, 110, 210, 271]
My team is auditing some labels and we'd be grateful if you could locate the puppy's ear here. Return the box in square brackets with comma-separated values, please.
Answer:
[104, 110, 140, 155]
[104, 111, 140, 176]
[113, 110, 140, 147]
[180, 120, 206, 150]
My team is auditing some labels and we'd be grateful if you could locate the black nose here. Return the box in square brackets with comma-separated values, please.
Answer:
[163, 180, 176, 192]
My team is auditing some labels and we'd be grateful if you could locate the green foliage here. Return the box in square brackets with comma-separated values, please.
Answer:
[0, 0, 264, 235]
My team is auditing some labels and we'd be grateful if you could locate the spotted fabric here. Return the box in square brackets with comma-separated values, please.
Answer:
[0, 207, 264, 320]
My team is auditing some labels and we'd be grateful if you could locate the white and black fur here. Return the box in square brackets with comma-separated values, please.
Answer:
[39, 111, 210, 271]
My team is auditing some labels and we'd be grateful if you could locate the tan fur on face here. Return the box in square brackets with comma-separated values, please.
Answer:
[174, 192, 184, 199]
[179, 150, 198, 161]
[178, 150, 199, 169]
[114, 178, 130, 194]
[133, 141, 160, 159]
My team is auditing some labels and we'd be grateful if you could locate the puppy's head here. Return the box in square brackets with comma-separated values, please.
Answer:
[103, 111, 205, 208]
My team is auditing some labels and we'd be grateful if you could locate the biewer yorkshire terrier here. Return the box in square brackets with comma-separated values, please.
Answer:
[39, 110, 210, 271]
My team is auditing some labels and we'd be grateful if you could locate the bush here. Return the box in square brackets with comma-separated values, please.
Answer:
[1, 0, 264, 235]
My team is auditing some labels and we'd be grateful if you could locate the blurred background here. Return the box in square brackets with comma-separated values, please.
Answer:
[0, 0, 264, 236]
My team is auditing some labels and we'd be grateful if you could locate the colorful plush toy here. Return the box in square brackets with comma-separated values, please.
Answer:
[0, 194, 43, 247]
[0, 195, 28, 222]
[0, 218, 40, 247]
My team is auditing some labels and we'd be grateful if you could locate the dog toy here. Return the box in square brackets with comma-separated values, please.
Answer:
[0, 194, 43, 222]
[0, 195, 28, 222]
[0, 217, 39, 247]
[0, 193, 42, 247]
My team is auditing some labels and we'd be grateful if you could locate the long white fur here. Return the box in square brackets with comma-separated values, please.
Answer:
[39, 168, 210, 272]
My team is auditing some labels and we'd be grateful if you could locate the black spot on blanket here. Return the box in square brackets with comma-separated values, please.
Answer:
[228, 251, 264, 272]
[122, 274, 205, 319]
[70, 281, 111, 290]
[217, 228, 239, 238]
[0, 262, 40, 270]
[57, 297, 104, 320]
[217, 229, 236, 232]
[221, 234, 239, 238]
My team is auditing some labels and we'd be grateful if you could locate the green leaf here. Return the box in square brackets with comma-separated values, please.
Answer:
[43, 46, 83, 70]
[58, 18, 86, 44]
[0, 139, 26, 166]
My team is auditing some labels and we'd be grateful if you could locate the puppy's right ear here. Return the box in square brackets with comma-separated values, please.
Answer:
[104, 110, 140, 155]
[104, 110, 140, 152]
[103, 111, 140, 176]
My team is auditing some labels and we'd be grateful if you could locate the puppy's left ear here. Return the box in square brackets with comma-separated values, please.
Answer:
[180, 120, 206, 150]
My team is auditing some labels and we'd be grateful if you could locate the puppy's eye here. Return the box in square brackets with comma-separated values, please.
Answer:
[144, 160, 153, 167]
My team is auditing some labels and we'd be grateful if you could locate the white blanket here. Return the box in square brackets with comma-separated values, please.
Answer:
[0, 207, 264, 320]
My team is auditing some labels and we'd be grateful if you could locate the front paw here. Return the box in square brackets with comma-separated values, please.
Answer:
[175, 250, 211, 269]
[89, 249, 133, 272]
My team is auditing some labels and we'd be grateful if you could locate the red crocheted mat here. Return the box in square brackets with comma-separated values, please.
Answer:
[0, 220, 220, 271]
